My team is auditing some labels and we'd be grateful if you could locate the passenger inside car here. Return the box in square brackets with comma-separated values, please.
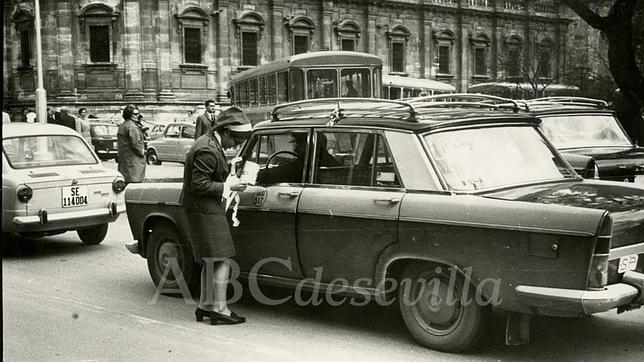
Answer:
[256, 133, 308, 184]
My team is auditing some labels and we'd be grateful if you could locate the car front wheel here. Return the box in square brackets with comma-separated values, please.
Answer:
[77, 223, 108, 245]
[147, 222, 199, 297]
[146, 150, 161, 165]
[398, 262, 485, 352]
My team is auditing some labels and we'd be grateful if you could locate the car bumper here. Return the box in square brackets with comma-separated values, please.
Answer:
[9, 202, 125, 233]
[515, 271, 644, 316]
[96, 150, 118, 155]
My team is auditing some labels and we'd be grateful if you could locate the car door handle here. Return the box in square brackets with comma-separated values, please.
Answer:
[278, 191, 299, 198]
[374, 198, 400, 204]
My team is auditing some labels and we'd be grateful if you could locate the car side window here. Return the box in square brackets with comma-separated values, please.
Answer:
[246, 131, 309, 185]
[165, 125, 180, 138]
[313, 131, 400, 187]
[181, 125, 195, 139]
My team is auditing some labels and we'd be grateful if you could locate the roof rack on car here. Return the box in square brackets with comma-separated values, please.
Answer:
[270, 98, 418, 123]
[408, 93, 522, 112]
[528, 96, 608, 108]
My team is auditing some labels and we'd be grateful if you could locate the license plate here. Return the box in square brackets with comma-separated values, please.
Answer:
[113, 141, 118, 148]
[61, 186, 89, 208]
[618, 254, 639, 273]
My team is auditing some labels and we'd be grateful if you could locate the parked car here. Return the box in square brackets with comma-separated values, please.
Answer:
[148, 124, 166, 140]
[124, 99, 644, 352]
[145, 122, 195, 165]
[89, 122, 119, 161]
[2, 123, 126, 244]
[523, 97, 644, 183]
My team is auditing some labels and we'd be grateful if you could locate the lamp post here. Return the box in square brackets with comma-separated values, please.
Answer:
[34, 0, 47, 122]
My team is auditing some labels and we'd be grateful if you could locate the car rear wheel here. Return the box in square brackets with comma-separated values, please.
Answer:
[399, 262, 485, 352]
[147, 222, 199, 297]
[146, 150, 161, 165]
[77, 223, 108, 245]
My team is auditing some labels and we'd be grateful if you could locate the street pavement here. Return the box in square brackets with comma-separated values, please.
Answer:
[3, 161, 644, 361]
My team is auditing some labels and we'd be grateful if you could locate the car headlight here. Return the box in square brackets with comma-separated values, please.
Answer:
[112, 176, 126, 193]
[17, 185, 33, 202]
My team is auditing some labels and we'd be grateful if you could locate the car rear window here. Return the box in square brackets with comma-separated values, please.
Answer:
[92, 125, 118, 137]
[3, 135, 98, 169]
[539, 114, 632, 149]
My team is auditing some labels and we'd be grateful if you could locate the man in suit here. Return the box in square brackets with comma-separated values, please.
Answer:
[59, 107, 77, 130]
[194, 99, 220, 139]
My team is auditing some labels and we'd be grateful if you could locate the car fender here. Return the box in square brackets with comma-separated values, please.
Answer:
[139, 210, 194, 259]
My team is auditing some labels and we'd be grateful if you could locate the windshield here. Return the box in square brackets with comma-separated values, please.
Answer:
[424, 126, 574, 191]
[539, 114, 632, 149]
[3, 135, 97, 169]
[91, 125, 118, 137]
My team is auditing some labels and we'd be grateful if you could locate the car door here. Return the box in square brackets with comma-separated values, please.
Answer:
[296, 129, 404, 285]
[230, 129, 311, 278]
[157, 124, 180, 161]
[178, 124, 195, 163]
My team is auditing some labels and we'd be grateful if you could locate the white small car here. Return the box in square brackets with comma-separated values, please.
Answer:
[2, 123, 126, 244]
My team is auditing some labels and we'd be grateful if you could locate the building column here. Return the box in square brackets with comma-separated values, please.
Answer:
[56, 0, 76, 100]
[272, 2, 286, 60]
[217, 5, 231, 101]
[123, 0, 143, 100]
[156, 0, 174, 100]
[321, 0, 333, 50]
[365, 3, 378, 54]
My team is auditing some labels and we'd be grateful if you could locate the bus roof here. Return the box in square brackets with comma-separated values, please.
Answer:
[382, 74, 455, 92]
[230, 51, 383, 83]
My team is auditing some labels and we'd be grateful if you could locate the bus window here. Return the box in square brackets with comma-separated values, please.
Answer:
[382, 86, 390, 99]
[267, 74, 276, 104]
[258, 77, 266, 105]
[340, 68, 371, 98]
[249, 78, 258, 106]
[307, 69, 337, 99]
[289, 69, 305, 101]
[230, 85, 236, 105]
[277, 71, 288, 103]
[239, 81, 249, 107]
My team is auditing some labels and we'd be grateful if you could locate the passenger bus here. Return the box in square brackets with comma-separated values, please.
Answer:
[467, 82, 579, 99]
[382, 74, 455, 99]
[229, 51, 382, 124]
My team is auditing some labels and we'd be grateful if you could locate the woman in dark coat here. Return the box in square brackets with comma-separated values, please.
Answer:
[181, 106, 251, 325]
[117, 105, 146, 183]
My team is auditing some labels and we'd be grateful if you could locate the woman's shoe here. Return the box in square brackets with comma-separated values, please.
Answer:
[195, 308, 211, 322]
[210, 310, 246, 325]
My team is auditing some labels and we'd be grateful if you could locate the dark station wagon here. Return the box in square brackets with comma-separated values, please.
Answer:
[523, 97, 644, 183]
[124, 99, 644, 352]
[89, 122, 119, 161]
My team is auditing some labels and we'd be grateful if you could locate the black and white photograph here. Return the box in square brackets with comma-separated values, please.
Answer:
[2, 0, 644, 360]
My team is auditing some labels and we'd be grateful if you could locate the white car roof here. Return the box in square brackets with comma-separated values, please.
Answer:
[2, 122, 81, 139]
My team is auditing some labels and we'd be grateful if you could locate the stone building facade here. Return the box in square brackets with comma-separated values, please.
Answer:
[3, 0, 573, 122]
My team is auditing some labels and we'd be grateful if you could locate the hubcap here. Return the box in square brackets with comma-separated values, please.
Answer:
[157, 240, 181, 283]
[410, 274, 463, 335]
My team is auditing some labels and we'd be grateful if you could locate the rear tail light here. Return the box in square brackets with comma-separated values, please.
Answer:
[112, 176, 126, 193]
[587, 215, 612, 289]
[17, 185, 33, 202]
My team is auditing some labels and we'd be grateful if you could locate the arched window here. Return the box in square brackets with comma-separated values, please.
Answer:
[470, 32, 491, 77]
[233, 12, 265, 67]
[386, 25, 410, 74]
[505, 35, 523, 78]
[433, 29, 456, 75]
[335, 20, 361, 51]
[174, 7, 210, 64]
[12, 6, 34, 68]
[78, 3, 120, 63]
[286, 16, 315, 55]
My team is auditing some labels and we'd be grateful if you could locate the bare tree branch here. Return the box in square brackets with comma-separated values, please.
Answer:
[561, 0, 609, 30]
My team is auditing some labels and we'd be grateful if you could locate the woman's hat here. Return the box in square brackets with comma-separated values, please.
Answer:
[213, 106, 252, 133]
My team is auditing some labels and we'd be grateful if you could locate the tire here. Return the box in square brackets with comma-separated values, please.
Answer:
[77, 223, 108, 245]
[398, 262, 485, 352]
[146, 222, 199, 297]
[146, 150, 161, 165]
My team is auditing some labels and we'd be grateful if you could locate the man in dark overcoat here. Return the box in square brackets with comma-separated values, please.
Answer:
[117, 105, 146, 184]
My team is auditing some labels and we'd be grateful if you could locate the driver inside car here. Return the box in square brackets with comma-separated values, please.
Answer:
[256, 133, 307, 185]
